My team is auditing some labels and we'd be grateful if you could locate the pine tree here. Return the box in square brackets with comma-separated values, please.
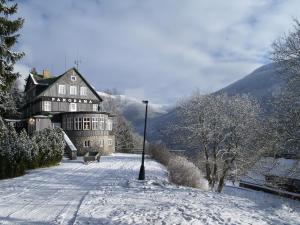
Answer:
[0, 0, 24, 116]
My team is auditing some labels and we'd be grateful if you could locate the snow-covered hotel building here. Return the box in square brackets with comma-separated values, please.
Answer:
[22, 68, 115, 158]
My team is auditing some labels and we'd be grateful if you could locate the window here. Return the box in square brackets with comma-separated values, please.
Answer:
[99, 115, 105, 130]
[70, 86, 77, 95]
[92, 104, 98, 111]
[92, 117, 99, 130]
[84, 140, 90, 147]
[71, 76, 76, 81]
[67, 117, 73, 130]
[108, 139, 113, 146]
[58, 84, 66, 94]
[43, 101, 51, 111]
[83, 117, 91, 130]
[80, 87, 87, 96]
[106, 119, 113, 131]
[69, 103, 77, 111]
[74, 117, 82, 130]
[99, 139, 104, 147]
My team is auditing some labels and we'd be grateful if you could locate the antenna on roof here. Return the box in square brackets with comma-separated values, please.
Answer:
[74, 50, 81, 71]
[74, 59, 81, 71]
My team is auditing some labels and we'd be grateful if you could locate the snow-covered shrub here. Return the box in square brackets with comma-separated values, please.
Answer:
[0, 116, 65, 179]
[18, 129, 39, 169]
[148, 142, 173, 166]
[33, 128, 65, 167]
[0, 120, 28, 178]
[168, 156, 208, 190]
[149, 142, 208, 190]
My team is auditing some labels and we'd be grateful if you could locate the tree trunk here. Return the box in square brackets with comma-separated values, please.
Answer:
[217, 166, 229, 193]
[204, 146, 212, 185]
[211, 146, 218, 189]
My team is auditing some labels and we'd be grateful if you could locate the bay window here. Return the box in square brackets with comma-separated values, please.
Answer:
[83, 117, 91, 130]
[92, 117, 99, 130]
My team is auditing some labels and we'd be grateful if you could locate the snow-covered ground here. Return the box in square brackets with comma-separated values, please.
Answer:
[0, 154, 299, 225]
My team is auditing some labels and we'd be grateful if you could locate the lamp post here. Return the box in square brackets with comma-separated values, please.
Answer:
[138, 100, 148, 180]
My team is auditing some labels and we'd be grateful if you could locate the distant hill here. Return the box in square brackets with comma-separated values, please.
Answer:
[144, 62, 288, 149]
[217, 62, 285, 113]
[97, 91, 169, 133]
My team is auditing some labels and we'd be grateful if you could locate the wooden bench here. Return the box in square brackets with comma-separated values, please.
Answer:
[84, 151, 101, 163]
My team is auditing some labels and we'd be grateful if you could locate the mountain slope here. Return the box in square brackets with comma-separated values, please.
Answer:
[97, 91, 169, 134]
[146, 62, 287, 147]
[217, 62, 285, 106]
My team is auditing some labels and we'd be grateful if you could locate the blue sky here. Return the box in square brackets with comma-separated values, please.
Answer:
[14, 0, 300, 105]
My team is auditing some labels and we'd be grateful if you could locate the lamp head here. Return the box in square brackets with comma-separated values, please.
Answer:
[142, 100, 148, 104]
[28, 118, 35, 125]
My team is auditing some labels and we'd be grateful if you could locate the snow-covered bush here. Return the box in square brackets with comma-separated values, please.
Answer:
[0, 118, 65, 179]
[0, 118, 28, 178]
[148, 142, 173, 166]
[33, 128, 65, 167]
[19, 129, 39, 169]
[149, 142, 208, 190]
[168, 156, 208, 189]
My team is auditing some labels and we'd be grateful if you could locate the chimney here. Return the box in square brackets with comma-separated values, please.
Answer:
[43, 69, 51, 79]
[30, 67, 37, 75]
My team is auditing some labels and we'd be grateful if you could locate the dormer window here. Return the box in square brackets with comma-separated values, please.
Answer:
[71, 76, 76, 81]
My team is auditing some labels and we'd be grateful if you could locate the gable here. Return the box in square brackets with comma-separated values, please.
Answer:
[24, 74, 37, 92]
[37, 68, 102, 102]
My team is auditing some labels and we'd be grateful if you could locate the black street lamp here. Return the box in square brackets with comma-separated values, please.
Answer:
[138, 100, 148, 180]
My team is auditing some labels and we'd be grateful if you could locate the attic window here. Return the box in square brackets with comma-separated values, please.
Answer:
[71, 76, 76, 81]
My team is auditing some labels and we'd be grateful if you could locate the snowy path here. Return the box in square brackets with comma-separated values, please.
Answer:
[0, 154, 299, 225]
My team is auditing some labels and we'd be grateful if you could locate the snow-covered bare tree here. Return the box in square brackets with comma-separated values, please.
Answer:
[100, 89, 135, 152]
[176, 92, 266, 192]
[271, 19, 300, 157]
[0, 0, 24, 117]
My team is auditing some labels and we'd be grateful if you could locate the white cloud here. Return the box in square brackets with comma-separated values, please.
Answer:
[14, 0, 300, 104]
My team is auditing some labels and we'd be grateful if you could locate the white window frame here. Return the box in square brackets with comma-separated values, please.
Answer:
[92, 104, 98, 112]
[74, 117, 82, 130]
[69, 103, 77, 112]
[71, 75, 76, 81]
[80, 86, 87, 96]
[99, 139, 104, 147]
[108, 139, 113, 146]
[99, 115, 105, 130]
[106, 119, 113, 131]
[58, 84, 66, 94]
[92, 117, 99, 130]
[43, 101, 51, 111]
[83, 117, 91, 130]
[70, 86, 77, 95]
[84, 140, 90, 148]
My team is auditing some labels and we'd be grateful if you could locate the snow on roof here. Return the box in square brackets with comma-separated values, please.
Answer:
[29, 73, 38, 85]
[243, 157, 300, 184]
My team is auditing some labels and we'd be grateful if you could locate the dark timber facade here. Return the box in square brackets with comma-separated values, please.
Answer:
[23, 68, 115, 157]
